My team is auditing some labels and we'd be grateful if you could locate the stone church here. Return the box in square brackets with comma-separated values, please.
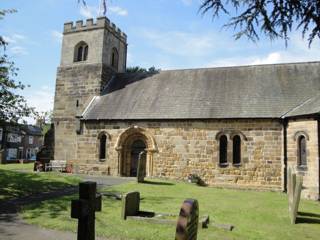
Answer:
[53, 17, 320, 200]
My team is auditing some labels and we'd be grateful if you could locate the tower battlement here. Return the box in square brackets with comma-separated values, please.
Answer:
[64, 17, 127, 42]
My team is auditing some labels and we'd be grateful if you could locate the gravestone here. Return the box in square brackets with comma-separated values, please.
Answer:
[71, 182, 102, 240]
[137, 151, 147, 183]
[121, 191, 140, 220]
[289, 175, 303, 224]
[175, 199, 199, 240]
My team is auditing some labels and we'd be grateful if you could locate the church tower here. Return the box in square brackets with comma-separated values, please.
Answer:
[53, 17, 127, 163]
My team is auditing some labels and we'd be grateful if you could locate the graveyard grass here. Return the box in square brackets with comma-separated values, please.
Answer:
[22, 179, 320, 240]
[0, 163, 81, 201]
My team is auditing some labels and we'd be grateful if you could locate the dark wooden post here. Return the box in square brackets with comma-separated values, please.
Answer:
[71, 182, 102, 240]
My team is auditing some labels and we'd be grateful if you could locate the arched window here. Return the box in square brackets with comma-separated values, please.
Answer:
[99, 134, 107, 161]
[111, 47, 119, 70]
[75, 42, 88, 62]
[219, 135, 228, 166]
[233, 135, 241, 165]
[298, 135, 307, 167]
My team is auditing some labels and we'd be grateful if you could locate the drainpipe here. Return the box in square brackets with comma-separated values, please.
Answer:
[317, 115, 320, 201]
[283, 119, 288, 193]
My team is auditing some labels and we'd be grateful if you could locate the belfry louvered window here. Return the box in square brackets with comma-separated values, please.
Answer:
[75, 42, 88, 62]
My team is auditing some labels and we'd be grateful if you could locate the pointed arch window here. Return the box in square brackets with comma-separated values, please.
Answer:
[99, 134, 107, 161]
[298, 135, 307, 167]
[233, 135, 241, 165]
[219, 135, 228, 166]
[74, 42, 88, 62]
[111, 47, 119, 70]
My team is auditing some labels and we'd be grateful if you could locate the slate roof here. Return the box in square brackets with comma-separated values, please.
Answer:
[284, 94, 320, 117]
[83, 62, 320, 120]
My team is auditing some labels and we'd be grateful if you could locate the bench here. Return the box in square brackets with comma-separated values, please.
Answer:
[45, 160, 67, 172]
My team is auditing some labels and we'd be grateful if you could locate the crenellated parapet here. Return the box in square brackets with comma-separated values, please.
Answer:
[63, 17, 127, 42]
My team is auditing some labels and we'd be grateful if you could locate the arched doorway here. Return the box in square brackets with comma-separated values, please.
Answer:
[115, 126, 157, 177]
[130, 140, 146, 177]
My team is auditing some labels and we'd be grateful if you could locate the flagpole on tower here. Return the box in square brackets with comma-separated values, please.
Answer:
[98, 0, 107, 17]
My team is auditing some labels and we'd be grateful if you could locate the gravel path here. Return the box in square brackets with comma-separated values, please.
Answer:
[0, 174, 132, 240]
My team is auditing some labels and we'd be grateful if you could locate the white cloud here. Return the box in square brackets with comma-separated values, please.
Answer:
[142, 30, 216, 57]
[109, 6, 128, 16]
[3, 34, 27, 44]
[51, 30, 63, 43]
[10, 46, 28, 55]
[80, 5, 98, 18]
[23, 85, 54, 124]
[205, 38, 320, 68]
[181, 0, 193, 6]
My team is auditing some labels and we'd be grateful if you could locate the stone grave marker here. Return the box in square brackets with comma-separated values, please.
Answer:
[175, 199, 199, 240]
[290, 175, 303, 224]
[71, 181, 102, 240]
[121, 191, 140, 220]
[137, 151, 147, 183]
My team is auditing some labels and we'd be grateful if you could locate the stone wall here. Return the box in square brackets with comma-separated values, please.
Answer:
[75, 119, 283, 190]
[287, 119, 319, 200]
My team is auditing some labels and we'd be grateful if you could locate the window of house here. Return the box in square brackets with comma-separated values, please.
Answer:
[298, 135, 307, 167]
[111, 47, 119, 70]
[99, 134, 107, 161]
[219, 135, 228, 166]
[233, 135, 241, 165]
[75, 42, 88, 62]
[29, 136, 34, 145]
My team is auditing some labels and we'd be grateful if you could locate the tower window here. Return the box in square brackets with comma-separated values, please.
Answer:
[74, 42, 88, 62]
[298, 135, 307, 167]
[233, 135, 241, 165]
[219, 135, 228, 166]
[111, 47, 119, 70]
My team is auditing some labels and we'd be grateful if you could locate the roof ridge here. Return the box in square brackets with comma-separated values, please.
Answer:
[160, 61, 320, 73]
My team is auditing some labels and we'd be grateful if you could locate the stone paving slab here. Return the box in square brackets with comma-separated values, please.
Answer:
[0, 213, 108, 240]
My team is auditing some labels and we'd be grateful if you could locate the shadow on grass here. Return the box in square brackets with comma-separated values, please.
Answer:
[0, 169, 79, 202]
[141, 180, 175, 186]
[296, 211, 320, 224]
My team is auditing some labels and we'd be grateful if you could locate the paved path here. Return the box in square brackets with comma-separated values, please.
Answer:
[0, 175, 132, 240]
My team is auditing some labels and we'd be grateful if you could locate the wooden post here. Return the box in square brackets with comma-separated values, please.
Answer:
[71, 182, 102, 240]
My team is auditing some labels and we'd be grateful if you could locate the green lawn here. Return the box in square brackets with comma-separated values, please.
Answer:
[0, 164, 81, 201]
[22, 179, 320, 240]
[0, 163, 34, 171]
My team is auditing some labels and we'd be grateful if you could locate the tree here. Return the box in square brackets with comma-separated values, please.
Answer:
[0, 10, 35, 123]
[200, 0, 320, 46]
[126, 66, 160, 74]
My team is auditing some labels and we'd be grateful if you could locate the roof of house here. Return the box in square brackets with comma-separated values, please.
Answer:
[83, 61, 320, 120]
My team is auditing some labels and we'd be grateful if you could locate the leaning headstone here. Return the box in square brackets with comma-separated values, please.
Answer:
[137, 151, 147, 183]
[121, 191, 140, 220]
[290, 175, 303, 224]
[71, 182, 102, 240]
[175, 199, 199, 240]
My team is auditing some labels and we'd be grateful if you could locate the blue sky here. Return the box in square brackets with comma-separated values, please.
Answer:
[1, 0, 320, 122]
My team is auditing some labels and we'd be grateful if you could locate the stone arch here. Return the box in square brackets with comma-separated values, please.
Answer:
[115, 126, 157, 177]
[293, 131, 310, 141]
